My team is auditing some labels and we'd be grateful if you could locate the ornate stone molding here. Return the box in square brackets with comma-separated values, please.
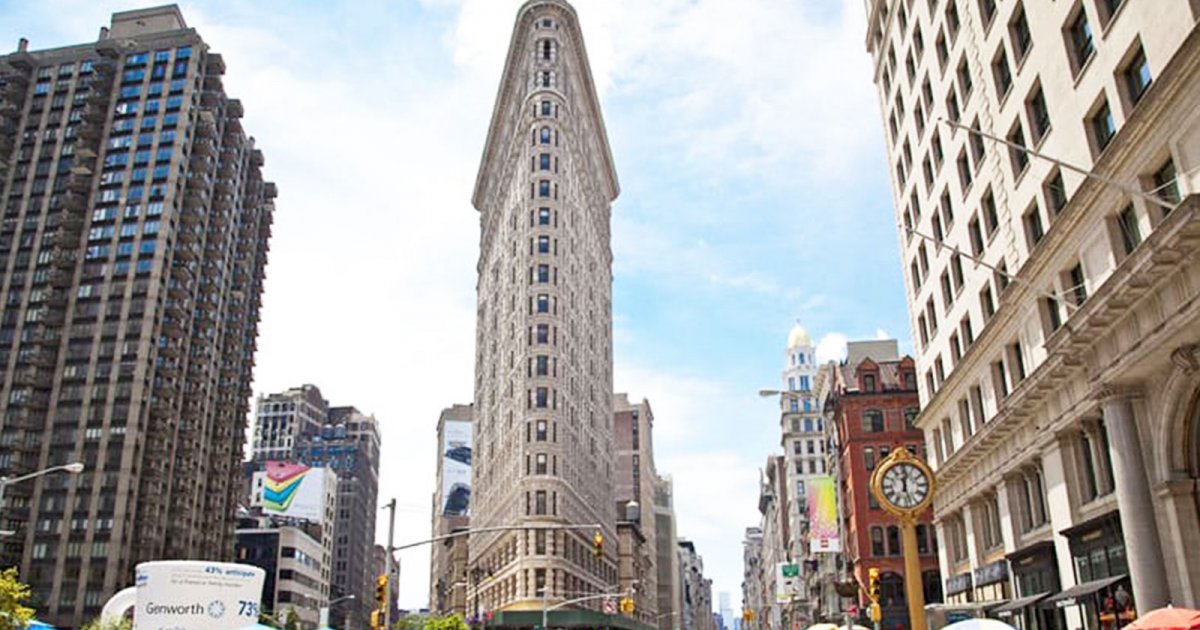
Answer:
[1170, 343, 1200, 373]
[1094, 382, 1145, 404]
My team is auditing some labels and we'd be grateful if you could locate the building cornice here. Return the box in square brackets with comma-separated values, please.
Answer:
[471, 0, 619, 212]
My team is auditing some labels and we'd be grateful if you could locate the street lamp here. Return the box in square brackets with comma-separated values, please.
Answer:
[317, 594, 356, 630]
[0, 462, 85, 535]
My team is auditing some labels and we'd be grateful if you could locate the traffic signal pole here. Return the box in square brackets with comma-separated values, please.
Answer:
[384, 498, 396, 629]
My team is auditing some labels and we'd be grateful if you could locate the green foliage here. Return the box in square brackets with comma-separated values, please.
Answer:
[422, 613, 468, 630]
[258, 607, 302, 630]
[394, 613, 426, 630]
[0, 567, 34, 630]
[81, 617, 133, 630]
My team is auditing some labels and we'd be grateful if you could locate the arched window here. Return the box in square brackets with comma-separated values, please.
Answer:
[870, 526, 885, 556]
[880, 573, 906, 605]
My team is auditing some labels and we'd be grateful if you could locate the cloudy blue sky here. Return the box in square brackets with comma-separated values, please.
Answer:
[0, 0, 912, 611]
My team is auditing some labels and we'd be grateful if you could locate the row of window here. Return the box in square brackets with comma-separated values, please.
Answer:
[869, 523, 936, 557]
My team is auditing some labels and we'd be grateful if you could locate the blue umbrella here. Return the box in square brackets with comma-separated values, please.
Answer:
[27, 622, 56, 629]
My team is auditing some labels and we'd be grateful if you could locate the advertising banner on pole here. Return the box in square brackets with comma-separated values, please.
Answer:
[441, 420, 472, 516]
[133, 560, 265, 630]
[807, 476, 842, 553]
[253, 461, 327, 522]
[776, 562, 800, 603]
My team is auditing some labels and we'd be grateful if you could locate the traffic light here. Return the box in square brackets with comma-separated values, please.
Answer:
[376, 573, 389, 609]
[743, 609, 755, 622]
[592, 531, 604, 558]
[620, 597, 635, 614]
[867, 568, 880, 603]
[370, 610, 383, 630]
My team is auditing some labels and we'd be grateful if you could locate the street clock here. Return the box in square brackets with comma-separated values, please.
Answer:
[870, 446, 936, 518]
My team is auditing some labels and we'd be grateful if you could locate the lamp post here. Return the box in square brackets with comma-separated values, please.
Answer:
[0, 462, 85, 535]
[318, 594, 356, 630]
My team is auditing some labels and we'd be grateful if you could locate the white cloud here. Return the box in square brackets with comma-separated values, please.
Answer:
[815, 332, 849, 364]
[875, 327, 891, 340]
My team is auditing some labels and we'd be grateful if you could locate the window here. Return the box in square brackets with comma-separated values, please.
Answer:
[538, 207, 551, 225]
[1151, 158, 1181, 207]
[862, 410, 885, 432]
[946, 90, 961, 123]
[992, 47, 1012, 98]
[905, 407, 919, 429]
[538, 180, 551, 198]
[1097, 0, 1126, 27]
[978, 0, 997, 27]
[1026, 84, 1051, 145]
[1024, 202, 1045, 248]
[1123, 45, 1151, 106]
[1045, 296, 1063, 333]
[536, 264, 550, 283]
[1010, 6, 1032, 62]
[535, 453, 548, 474]
[871, 527, 886, 556]
[535, 490, 547, 515]
[536, 420, 547, 441]
[1045, 170, 1068, 215]
[535, 355, 549, 376]
[887, 525, 902, 556]
[980, 283, 996, 320]
[916, 524, 931, 554]
[541, 100, 551, 116]
[536, 294, 550, 313]
[1067, 263, 1087, 306]
[1090, 99, 1116, 153]
[936, 30, 949, 69]
[957, 59, 974, 100]
[1007, 121, 1029, 177]
[970, 120, 986, 169]
[946, 2, 961, 41]
[1116, 205, 1141, 255]
[957, 150, 973, 191]
[969, 216, 985, 256]
[982, 189, 999, 236]
[863, 374, 876, 392]
[993, 358, 1010, 399]
[941, 271, 954, 308]
[536, 324, 549, 343]
[539, 153, 551, 170]
[1009, 341, 1027, 383]
[539, 127, 551, 144]
[940, 190, 955, 228]
[1068, 8, 1095, 74]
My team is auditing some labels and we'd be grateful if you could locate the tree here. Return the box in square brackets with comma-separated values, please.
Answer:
[394, 613, 426, 630]
[81, 618, 133, 630]
[0, 567, 34, 630]
[423, 613, 468, 630]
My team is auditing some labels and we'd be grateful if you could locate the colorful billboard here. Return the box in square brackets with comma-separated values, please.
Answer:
[441, 420, 472, 516]
[807, 476, 842, 553]
[252, 461, 327, 522]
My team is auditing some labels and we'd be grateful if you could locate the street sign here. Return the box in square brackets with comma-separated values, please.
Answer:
[603, 598, 617, 614]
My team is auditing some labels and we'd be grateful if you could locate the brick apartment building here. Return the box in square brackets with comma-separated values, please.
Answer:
[827, 340, 942, 629]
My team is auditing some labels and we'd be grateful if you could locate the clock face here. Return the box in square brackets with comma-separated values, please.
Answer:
[880, 462, 931, 509]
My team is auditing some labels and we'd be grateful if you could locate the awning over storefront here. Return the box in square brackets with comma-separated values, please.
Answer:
[1040, 575, 1127, 609]
[990, 593, 1051, 616]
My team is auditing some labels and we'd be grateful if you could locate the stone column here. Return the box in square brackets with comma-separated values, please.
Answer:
[994, 479, 1017, 554]
[1099, 390, 1170, 612]
[1042, 439, 1084, 630]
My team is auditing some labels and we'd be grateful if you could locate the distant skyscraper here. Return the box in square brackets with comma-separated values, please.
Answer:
[468, 0, 620, 613]
[251, 385, 381, 630]
[429, 403, 473, 616]
[0, 6, 273, 626]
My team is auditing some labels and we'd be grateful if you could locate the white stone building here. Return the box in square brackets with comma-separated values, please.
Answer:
[865, 0, 1200, 628]
[468, 0, 620, 613]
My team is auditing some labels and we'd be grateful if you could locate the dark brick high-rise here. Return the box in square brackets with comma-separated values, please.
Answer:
[0, 6, 274, 625]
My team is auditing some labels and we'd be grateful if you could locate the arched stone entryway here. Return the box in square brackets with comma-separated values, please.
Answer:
[1151, 345, 1200, 608]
